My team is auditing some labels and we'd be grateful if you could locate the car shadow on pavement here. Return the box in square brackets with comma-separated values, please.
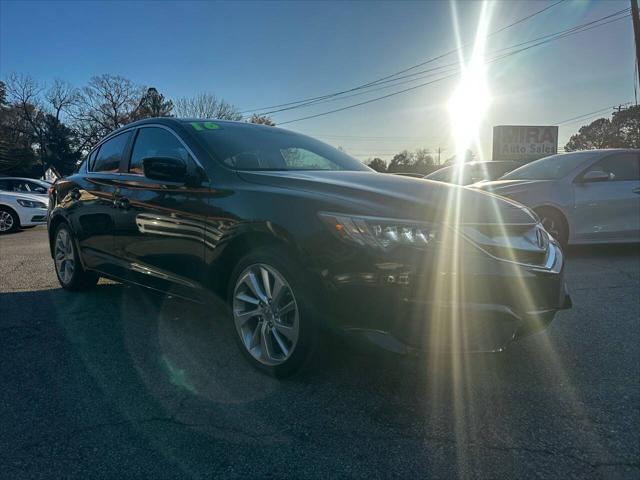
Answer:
[2, 270, 636, 477]
[564, 242, 640, 259]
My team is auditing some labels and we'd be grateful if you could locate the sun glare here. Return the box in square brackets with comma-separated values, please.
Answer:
[448, 1, 493, 164]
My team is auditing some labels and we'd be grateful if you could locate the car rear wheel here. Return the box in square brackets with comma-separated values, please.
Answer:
[229, 247, 318, 377]
[536, 208, 568, 247]
[0, 207, 19, 234]
[53, 224, 99, 291]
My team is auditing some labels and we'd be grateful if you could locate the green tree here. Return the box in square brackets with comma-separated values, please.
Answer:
[413, 148, 434, 173]
[1, 77, 42, 175]
[387, 150, 414, 173]
[41, 114, 82, 174]
[611, 105, 640, 148]
[133, 87, 174, 120]
[365, 157, 387, 172]
[564, 106, 640, 151]
[565, 117, 616, 151]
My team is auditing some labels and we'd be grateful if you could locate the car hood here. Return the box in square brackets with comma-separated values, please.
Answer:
[472, 179, 553, 194]
[237, 170, 537, 225]
[0, 191, 49, 205]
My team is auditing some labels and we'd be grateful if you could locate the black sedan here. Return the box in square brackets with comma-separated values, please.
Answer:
[48, 118, 571, 377]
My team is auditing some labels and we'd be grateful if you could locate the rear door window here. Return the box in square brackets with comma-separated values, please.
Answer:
[92, 132, 131, 173]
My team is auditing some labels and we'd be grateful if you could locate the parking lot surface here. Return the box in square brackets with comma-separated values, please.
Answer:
[1, 226, 638, 479]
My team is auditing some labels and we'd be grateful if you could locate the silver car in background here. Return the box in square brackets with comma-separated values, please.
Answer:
[425, 160, 523, 185]
[474, 149, 640, 245]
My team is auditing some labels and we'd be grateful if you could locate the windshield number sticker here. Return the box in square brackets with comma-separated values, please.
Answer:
[190, 122, 220, 131]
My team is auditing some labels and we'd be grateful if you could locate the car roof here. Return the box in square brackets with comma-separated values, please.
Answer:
[557, 148, 638, 155]
[106, 117, 296, 138]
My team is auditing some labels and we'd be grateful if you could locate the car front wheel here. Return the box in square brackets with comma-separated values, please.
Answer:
[0, 207, 19, 234]
[53, 224, 99, 291]
[536, 208, 568, 247]
[229, 247, 317, 377]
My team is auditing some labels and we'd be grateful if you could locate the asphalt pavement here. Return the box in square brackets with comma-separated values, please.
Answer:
[1, 226, 638, 479]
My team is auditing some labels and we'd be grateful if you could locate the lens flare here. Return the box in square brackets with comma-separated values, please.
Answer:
[448, 1, 493, 166]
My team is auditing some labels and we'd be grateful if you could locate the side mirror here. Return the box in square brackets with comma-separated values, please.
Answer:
[142, 157, 187, 183]
[582, 170, 613, 183]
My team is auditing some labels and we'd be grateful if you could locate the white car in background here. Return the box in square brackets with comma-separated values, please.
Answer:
[473, 149, 640, 246]
[0, 191, 49, 234]
[0, 177, 51, 196]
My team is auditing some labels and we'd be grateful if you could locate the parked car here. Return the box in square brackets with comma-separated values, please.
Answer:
[0, 177, 51, 196]
[0, 191, 49, 233]
[47, 118, 570, 376]
[425, 161, 523, 185]
[390, 172, 426, 178]
[473, 149, 640, 246]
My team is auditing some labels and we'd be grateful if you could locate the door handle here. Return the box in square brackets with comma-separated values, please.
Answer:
[633, 187, 640, 195]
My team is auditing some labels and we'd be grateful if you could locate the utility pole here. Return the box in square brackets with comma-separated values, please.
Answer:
[631, 0, 640, 90]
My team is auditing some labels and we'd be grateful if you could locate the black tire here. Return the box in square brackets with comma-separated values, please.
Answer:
[53, 223, 100, 291]
[535, 207, 568, 247]
[227, 246, 319, 378]
[0, 206, 20, 234]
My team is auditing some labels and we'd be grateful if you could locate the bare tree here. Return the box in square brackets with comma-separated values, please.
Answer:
[74, 74, 145, 135]
[173, 93, 242, 120]
[5, 73, 47, 156]
[45, 79, 78, 121]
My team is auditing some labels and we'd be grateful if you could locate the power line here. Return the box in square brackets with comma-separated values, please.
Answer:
[241, 0, 569, 114]
[556, 102, 632, 125]
[246, 8, 629, 121]
[277, 72, 459, 125]
[255, 64, 460, 117]
[277, 10, 630, 126]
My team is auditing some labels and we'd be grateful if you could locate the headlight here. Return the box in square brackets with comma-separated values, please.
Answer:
[319, 212, 440, 251]
[17, 199, 47, 208]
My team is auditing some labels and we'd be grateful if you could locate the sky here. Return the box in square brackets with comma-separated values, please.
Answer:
[0, 0, 635, 162]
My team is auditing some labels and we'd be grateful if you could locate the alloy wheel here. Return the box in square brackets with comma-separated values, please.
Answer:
[0, 211, 14, 232]
[232, 263, 300, 366]
[54, 228, 75, 285]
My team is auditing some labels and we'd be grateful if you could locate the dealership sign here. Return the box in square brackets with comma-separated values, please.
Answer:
[492, 125, 558, 162]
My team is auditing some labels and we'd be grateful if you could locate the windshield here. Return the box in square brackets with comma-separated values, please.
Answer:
[190, 122, 371, 171]
[501, 152, 594, 180]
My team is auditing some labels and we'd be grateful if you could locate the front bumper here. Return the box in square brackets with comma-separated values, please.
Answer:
[19, 208, 48, 227]
[319, 241, 571, 353]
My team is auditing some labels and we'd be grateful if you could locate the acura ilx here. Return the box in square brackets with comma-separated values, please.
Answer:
[48, 118, 571, 376]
